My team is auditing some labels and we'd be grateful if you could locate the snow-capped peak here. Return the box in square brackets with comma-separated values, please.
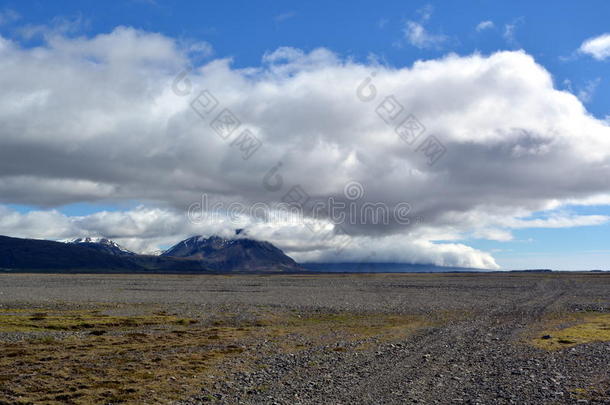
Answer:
[68, 237, 135, 256]
[73, 237, 110, 244]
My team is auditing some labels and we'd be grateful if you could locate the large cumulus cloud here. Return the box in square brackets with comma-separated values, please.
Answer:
[1, 27, 610, 269]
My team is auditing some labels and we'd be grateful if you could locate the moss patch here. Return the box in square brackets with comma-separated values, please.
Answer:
[259, 311, 431, 352]
[0, 309, 195, 332]
[0, 309, 248, 404]
[570, 380, 610, 402]
[0, 307, 433, 404]
[0, 329, 251, 404]
[531, 313, 610, 350]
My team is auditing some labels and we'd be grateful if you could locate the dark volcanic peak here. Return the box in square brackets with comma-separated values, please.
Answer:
[70, 237, 135, 256]
[162, 235, 301, 272]
[162, 235, 235, 258]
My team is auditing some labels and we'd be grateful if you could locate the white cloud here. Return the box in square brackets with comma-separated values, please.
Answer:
[0, 9, 19, 25]
[186, 41, 214, 59]
[579, 33, 610, 60]
[0, 205, 498, 268]
[503, 25, 515, 42]
[509, 214, 610, 229]
[404, 21, 447, 49]
[17, 15, 88, 40]
[1, 28, 610, 268]
[473, 228, 513, 242]
[503, 18, 524, 46]
[576, 78, 601, 103]
[403, 5, 447, 49]
[476, 20, 494, 32]
[429, 210, 610, 244]
[562, 78, 600, 104]
[274, 11, 296, 23]
[416, 4, 434, 22]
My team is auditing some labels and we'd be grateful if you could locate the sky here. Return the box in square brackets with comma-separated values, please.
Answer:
[0, 0, 609, 269]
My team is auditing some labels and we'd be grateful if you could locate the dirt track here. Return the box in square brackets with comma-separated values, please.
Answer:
[0, 272, 608, 404]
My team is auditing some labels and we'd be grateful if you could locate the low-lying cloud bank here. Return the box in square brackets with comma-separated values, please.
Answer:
[1, 27, 610, 269]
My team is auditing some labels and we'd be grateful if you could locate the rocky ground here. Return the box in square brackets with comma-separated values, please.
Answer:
[0, 272, 608, 404]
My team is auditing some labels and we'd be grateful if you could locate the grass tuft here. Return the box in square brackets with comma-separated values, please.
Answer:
[0, 306, 435, 404]
[0, 310, 197, 332]
[531, 313, 610, 350]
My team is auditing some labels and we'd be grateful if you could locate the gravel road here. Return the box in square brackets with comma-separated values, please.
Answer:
[0, 272, 608, 404]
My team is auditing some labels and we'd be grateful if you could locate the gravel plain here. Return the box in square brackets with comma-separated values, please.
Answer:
[0, 272, 608, 404]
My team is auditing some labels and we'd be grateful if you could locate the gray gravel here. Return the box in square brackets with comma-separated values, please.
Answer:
[0, 272, 609, 404]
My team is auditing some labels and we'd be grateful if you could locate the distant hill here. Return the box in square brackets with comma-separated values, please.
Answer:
[162, 235, 303, 272]
[0, 235, 142, 271]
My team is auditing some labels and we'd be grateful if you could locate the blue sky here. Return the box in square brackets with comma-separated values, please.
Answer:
[0, 0, 609, 269]
[4, 0, 608, 118]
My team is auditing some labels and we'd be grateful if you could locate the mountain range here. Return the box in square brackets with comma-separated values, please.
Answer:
[0, 234, 303, 273]
[0, 234, 500, 273]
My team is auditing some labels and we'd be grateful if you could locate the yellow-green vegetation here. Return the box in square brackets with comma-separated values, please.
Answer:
[282, 311, 428, 342]
[0, 307, 432, 404]
[237, 310, 436, 354]
[0, 308, 249, 404]
[0, 328, 249, 404]
[531, 313, 610, 350]
[570, 383, 610, 403]
[0, 309, 196, 332]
